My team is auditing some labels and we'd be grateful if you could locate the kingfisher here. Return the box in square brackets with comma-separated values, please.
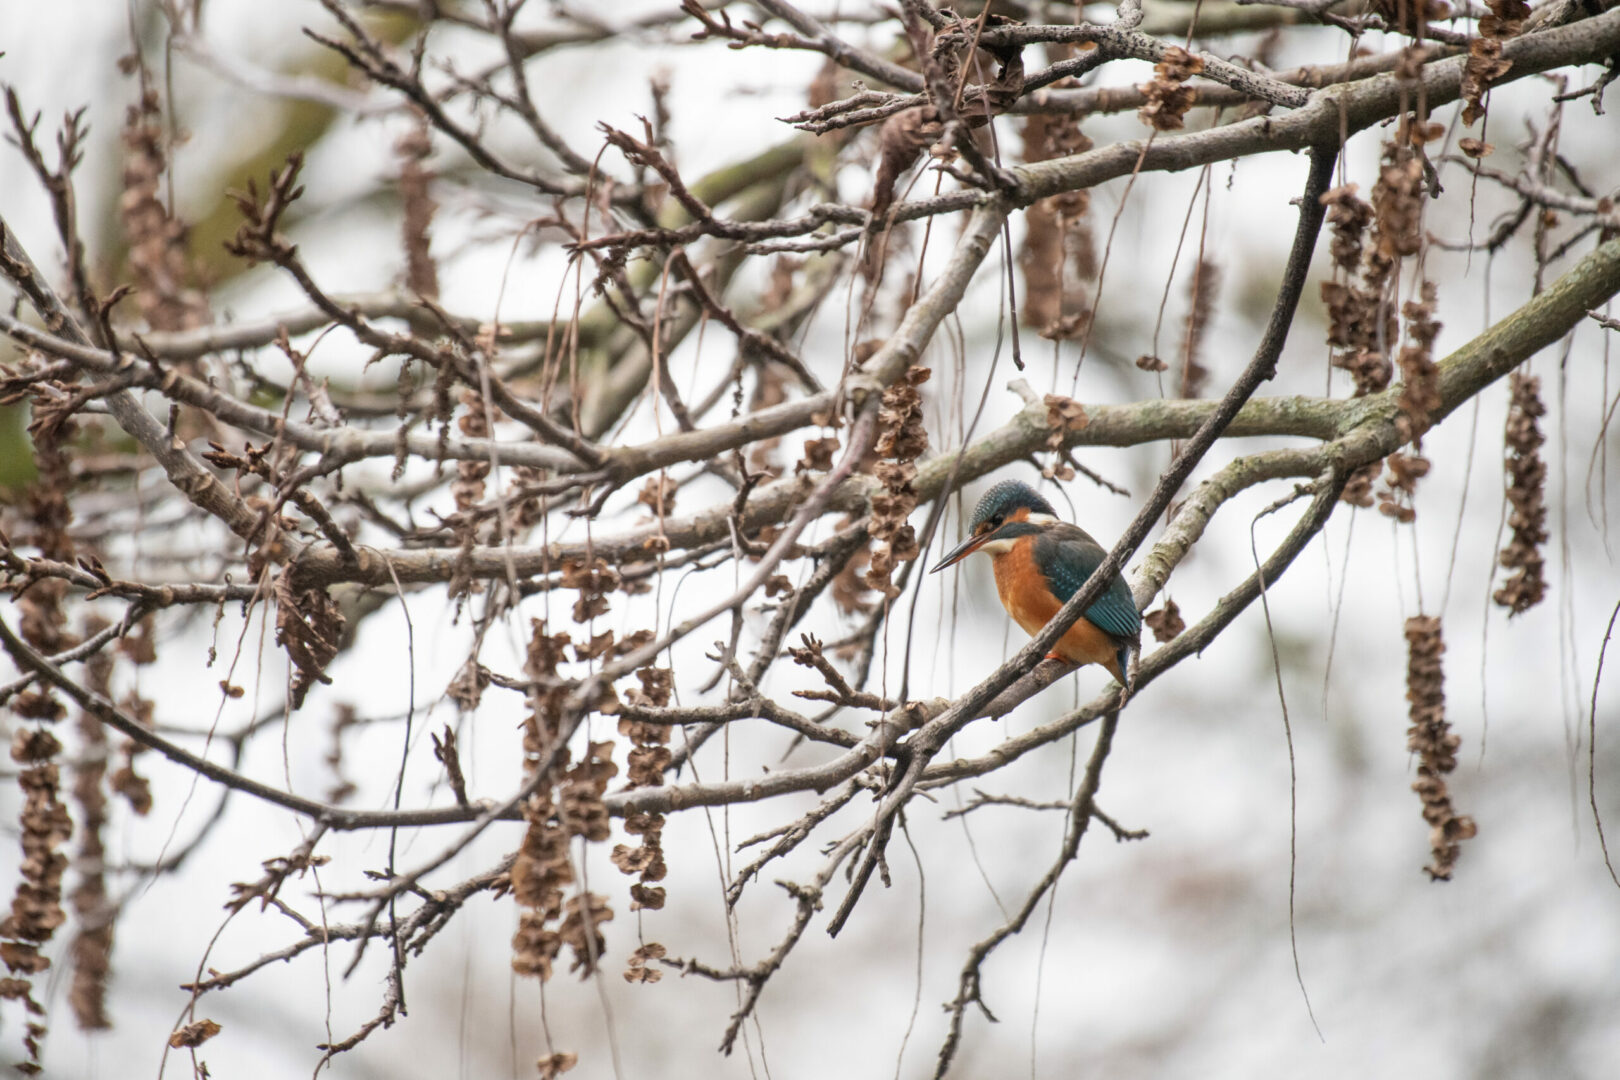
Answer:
[930, 479, 1141, 689]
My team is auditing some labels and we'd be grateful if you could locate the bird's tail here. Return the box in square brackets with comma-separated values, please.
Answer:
[1115, 644, 1133, 693]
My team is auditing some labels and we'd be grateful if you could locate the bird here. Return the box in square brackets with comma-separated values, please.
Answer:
[930, 479, 1141, 689]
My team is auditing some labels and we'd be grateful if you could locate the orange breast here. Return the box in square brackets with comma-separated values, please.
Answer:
[991, 541, 1124, 680]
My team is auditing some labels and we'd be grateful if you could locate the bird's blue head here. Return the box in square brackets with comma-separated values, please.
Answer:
[931, 479, 1058, 572]
[967, 479, 1055, 531]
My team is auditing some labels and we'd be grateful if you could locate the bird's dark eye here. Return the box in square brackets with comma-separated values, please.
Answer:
[990, 514, 1004, 528]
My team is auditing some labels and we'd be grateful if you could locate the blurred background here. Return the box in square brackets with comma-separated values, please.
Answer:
[2, 2, 1619, 1078]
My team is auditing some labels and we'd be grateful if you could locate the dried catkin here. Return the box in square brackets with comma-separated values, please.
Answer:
[1404, 616, 1477, 880]
[1494, 371, 1548, 616]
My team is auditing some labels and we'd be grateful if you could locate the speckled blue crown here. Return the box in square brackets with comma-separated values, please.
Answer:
[970, 479, 1055, 529]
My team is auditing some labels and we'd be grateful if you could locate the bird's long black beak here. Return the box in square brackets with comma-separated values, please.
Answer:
[930, 532, 986, 573]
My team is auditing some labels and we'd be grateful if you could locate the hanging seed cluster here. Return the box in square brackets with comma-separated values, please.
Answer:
[1378, 279, 1443, 523]
[615, 661, 673, 920]
[1019, 111, 1096, 340]
[109, 630, 156, 816]
[120, 86, 207, 335]
[1179, 259, 1221, 399]
[866, 366, 930, 598]
[1041, 393, 1089, 482]
[1404, 616, 1477, 880]
[1320, 179, 1394, 406]
[1320, 127, 1437, 511]
[395, 112, 439, 301]
[1493, 371, 1548, 615]
[1369, 0, 1451, 35]
[0, 729, 72, 1075]
[869, 17, 1022, 223]
[1138, 47, 1204, 131]
[0, 358, 83, 1072]
[68, 626, 113, 1031]
[272, 573, 346, 711]
[1143, 598, 1186, 643]
[510, 620, 620, 982]
[1461, 0, 1531, 126]
[832, 517, 876, 617]
[453, 386, 492, 517]
[1394, 280, 1442, 446]
[1321, 178, 1385, 509]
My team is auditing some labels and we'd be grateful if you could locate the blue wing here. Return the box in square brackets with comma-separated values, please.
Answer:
[1034, 525, 1142, 643]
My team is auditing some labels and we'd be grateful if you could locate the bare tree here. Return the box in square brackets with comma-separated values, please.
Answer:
[2, 0, 1618, 1076]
